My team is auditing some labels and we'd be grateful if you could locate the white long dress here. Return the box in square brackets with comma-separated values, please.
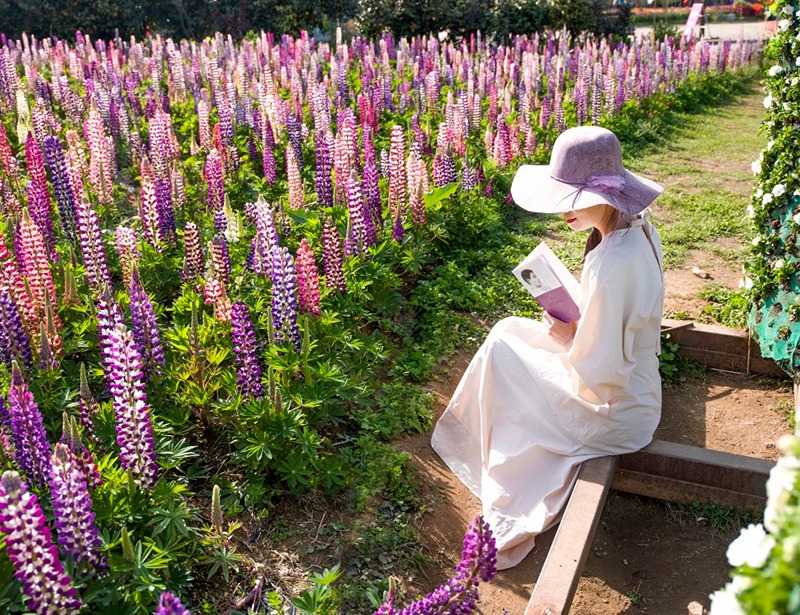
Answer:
[431, 217, 664, 569]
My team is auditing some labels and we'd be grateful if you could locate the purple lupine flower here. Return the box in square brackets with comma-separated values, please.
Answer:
[95, 292, 126, 390]
[248, 197, 280, 275]
[0, 289, 32, 369]
[286, 113, 303, 166]
[210, 234, 231, 287]
[315, 130, 333, 209]
[230, 301, 264, 399]
[155, 592, 192, 615]
[155, 177, 176, 243]
[392, 209, 405, 243]
[129, 267, 166, 381]
[0, 471, 83, 614]
[262, 118, 277, 184]
[321, 216, 345, 293]
[105, 321, 159, 490]
[43, 135, 78, 241]
[7, 363, 51, 488]
[75, 195, 112, 291]
[24, 134, 56, 258]
[48, 443, 105, 569]
[344, 170, 371, 256]
[62, 410, 102, 491]
[77, 363, 100, 444]
[181, 222, 205, 282]
[204, 149, 225, 212]
[270, 247, 301, 352]
[372, 515, 496, 615]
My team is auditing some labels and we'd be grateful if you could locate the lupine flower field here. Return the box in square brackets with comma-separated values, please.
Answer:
[0, 24, 761, 614]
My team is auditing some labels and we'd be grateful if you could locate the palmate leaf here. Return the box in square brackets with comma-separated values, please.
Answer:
[423, 182, 458, 209]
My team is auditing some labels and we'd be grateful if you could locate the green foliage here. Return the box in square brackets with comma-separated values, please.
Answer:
[698, 284, 751, 329]
[659, 333, 706, 385]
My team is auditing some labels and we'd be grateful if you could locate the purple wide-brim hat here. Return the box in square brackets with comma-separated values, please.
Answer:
[510, 126, 664, 215]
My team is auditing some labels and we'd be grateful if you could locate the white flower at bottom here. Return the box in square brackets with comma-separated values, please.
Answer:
[764, 95, 774, 109]
[774, 184, 787, 197]
[793, 211, 800, 225]
[709, 582, 746, 615]
[726, 523, 775, 568]
[764, 452, 800, 531]
[779, 18, 792, 31]
[738, 277, 754, 290]
[769, 64, 784, 76]
[752, 160, 762, 174]
[752, 236, 761, 247]
[763, 192, 774, 205]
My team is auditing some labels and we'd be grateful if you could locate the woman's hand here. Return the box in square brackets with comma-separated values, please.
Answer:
[543, 313, 577, 346]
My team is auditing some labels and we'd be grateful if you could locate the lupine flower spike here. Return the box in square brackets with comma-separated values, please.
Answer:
[230, 301, 264, 400]
[7, 362, 51, 488]
[154, 592, 192, 615]
[0, 470, 83, 614]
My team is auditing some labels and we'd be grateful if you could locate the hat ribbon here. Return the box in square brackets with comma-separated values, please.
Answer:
[553, 173, 627, 208]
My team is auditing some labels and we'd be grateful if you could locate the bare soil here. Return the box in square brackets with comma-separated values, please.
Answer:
[394, 248, 793, 615]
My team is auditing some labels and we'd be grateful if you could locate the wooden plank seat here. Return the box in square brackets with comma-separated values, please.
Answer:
[524, 441, 775, 614]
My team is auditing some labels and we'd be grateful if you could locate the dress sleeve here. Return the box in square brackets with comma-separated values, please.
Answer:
[567, 259, 637, 405]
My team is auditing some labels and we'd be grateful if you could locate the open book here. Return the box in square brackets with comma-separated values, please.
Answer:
[513, 242, 581, 323]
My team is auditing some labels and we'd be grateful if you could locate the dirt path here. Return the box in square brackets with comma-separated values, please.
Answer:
[396, 91, 794, 615]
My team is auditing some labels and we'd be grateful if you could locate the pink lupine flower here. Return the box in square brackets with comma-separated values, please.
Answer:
[286, 147, 304, 210]
[296, 238, 321, 316]
[388, 125, 406, 221]
[204, 279, 232, 322]
[321, 216, 345, 294]
[115, 225, 139, 289]
[0, 471, 83, 614]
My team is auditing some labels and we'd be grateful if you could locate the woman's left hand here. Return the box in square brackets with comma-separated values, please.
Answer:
[543, 313, 577, 346]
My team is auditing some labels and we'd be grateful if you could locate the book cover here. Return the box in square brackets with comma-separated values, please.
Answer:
[513, 242, 581, 323]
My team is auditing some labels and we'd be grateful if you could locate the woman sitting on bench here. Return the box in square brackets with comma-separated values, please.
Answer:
[431, 126, 665, 569]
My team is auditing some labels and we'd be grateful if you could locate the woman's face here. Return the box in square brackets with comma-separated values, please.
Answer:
[561, 204, 616, 233]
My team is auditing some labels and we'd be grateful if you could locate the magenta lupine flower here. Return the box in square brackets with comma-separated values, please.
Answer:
[270, 246, 301, 352]
[105, 321, 159, 490]
[129, 268, 166, 381]
[0, 122, 20, 182]
[210, 234, 231, 288]
[24, 134, 56, 257]
[230, 301, 264, 400]
[492, 116, 511, 170]
[155, 592, 192, 615]
[321, 216, 345, 293]
[461, 158, 476, 192]
[372, 516, 496, 615]
[0, 289, 32, 369]
[296, 239, 321, 316]
[43, 135, 78, 241]
[7, 363, 51, 488]
[315, 130, 333, 209]
[388, 125, 406, 222]
[75, 195, 112, 292]
[204, 148, 225, 212]
[203, 279, 232, 322]
[48, 443, 105, 570]
[286, 147, 304, 210]
[363, 154, 382, 232]
[181, 222, 205, 282]
[553, 92, 566, 134]
[115, 225, 140, 290]
[345, 171, 369, 257]
[0, 471, 83, 614]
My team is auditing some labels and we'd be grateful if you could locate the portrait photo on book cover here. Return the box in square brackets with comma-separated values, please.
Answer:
[516, 256, 559, 297]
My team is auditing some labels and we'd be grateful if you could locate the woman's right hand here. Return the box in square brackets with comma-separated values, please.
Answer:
[543, 312, 577, 346]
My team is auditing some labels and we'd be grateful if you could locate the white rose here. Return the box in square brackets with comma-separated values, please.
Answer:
[779, 18, 792, 31]
[774, 184, 786, 196]
[726, 523, 775, 568]
[764, 95, 774, 109]
[752, 160, 762, 174]
[709, 583, 746, 615]
[763, 192, 774, 205]
[755, 188, 764, 198]
[769, 64, 784, 76]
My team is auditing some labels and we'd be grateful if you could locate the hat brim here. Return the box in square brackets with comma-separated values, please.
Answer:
[511, 164, 664, 215]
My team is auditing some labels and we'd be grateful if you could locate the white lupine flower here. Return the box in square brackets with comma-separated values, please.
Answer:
[727, 524, 776, 569]
[747, 204, 756, 218]
[752, 160, 762, 174]
[793, 211, 800, 225]
[774, 184, 786, 197]
[709, 582, 747, 615]
[762, 192, 774, 205]
[774, 258, 785, 269]
[779, 18, 792, 31]
[770, 64, 784, 76]
[764, 95, 774, 109]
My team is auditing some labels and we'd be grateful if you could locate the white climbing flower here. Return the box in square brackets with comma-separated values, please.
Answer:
[709, 581, 746, 615]
[773, 183, 787, 197]
[793, 211, 800, 225]
[747, 204, 756, 218]
[767, 139, 776, 150]
[770, 64, 784, 76]
[785, 102, 792, 111]
[779, 18, 792, 31]
[755, 188, 764, 198]
[792, 77, 799, 86]
[764, 95, 774, 109]
[738, 277, 754, 290]
[764, 444, 800, 532]
[752, 159, 762, 174]
[726, 523, 775, 569]
[763, 192, 774, 205]
[774, 259, 785, 270]
[784, 4, 794, 14]
[752, 236, 761, 246]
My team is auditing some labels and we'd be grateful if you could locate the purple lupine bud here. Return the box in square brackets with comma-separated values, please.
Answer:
[155, 177, 176, 243]
[344, 171, 370, 256]
[43, 135, 78, 241]
[77, 364, 100, 445]
[0, 471, 83, 614]
[48, 443, 105, 569]
[286, 114, 303, 166]
[129, 268, 166, 381]
[230, 301, 264, 400]
[0, 290, 33, 369]
[321, 216, 345, 293]
[262, 118, 277, 185]
[211, 234, 231, 287]
[7, 363, 51, 488]
[181, 222, 204, 282]
[24, 134, 56, 258]
[392, 209, 405, 243]
[363, 155, 382, 233]
[462, 158, 476, 192]
[315, 131, 333, 209]
[155, 592, 192, 615]
[270, 247, 301, 352]
[105, 321, 158, 490]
